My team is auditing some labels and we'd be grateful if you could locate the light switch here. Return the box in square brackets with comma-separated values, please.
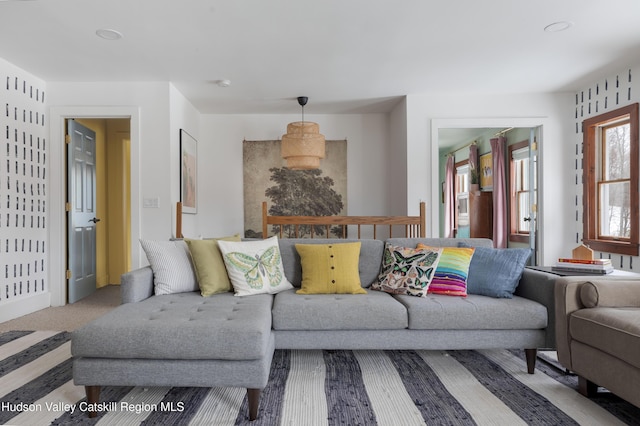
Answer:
[143, 197, 160, 208]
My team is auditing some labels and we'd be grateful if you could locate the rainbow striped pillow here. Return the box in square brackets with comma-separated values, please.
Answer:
[417, 245, 475, 297]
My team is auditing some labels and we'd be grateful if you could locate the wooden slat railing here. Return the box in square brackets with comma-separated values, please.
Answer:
[262, 201, 426, 239]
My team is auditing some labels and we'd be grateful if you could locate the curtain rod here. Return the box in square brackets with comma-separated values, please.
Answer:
[443, 140, 476, 157]
[493, 127, 514, 136]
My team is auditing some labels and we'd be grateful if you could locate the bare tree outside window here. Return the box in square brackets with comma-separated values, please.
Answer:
[600, 123, 631, 238]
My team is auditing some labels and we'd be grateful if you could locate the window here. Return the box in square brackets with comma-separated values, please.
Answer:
[583, 103, 639, 255]
[455, 163, 469, 228]
[509, 140, 536, 242]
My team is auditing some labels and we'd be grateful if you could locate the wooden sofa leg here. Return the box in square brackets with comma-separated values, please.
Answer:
[524, 349, 537, 374]
[247, 388, 261, 421]
[578, 376, 598, 397]
[85, 385, 101, 418]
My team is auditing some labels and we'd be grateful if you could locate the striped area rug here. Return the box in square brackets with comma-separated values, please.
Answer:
[1, 331, 639, 425]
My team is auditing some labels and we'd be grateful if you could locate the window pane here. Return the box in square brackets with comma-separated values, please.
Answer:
[456, 165, 469, 194]
[457, 195, 469, 226]
[599, 181, 630, 238]
[514, 159, 529, 192]
[605, 123, 630, 180]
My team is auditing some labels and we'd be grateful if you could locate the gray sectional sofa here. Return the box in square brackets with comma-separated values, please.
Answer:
[72, 237, 558, 421]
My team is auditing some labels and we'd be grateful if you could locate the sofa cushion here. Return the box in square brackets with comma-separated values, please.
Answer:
[371, 243, 441, 297]
[185, 235, 240, 296]
[418, 245, 474, 297]
[570, 307, 640, 370]
[71, 292, 273, 360]
[272, 289, 408, 330]
[458, 243, 531, 298]
[393, 293, 548, 330]
[218, 236, 293, 296]
[278, 239, 384, 288]
[139, 239, 198, 295]
[295, 242, 367, 294]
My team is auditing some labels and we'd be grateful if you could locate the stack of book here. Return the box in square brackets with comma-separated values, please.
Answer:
[552, 258, 614, 274]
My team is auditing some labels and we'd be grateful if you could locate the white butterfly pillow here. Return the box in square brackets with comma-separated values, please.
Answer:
[218, 236, 293, 296]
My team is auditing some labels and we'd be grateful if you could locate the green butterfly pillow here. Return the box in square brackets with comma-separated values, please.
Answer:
[218, 236, 293, 296]
[295, 242, 367, 294]
[371, 243, 442, 297]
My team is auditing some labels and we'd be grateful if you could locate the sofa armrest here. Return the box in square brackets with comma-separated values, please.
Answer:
[121, 266, 154, 304]
[553, 276, 640, 369]
[579, 280, 640, 308]
[514, 268, 559, 349]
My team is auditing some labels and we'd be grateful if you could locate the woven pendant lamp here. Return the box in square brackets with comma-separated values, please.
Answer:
[281, 97, 325, 170]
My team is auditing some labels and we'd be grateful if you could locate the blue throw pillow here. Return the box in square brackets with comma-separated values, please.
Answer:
[458, 243, 531, 298]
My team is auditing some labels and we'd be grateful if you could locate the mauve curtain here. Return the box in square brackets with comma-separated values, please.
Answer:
[490, 136, 507, 248]
[444, 155, 455, 238]
[468, 143, 478, 179]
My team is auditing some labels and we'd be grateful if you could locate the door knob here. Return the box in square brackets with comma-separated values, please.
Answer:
[89, 217, 101, 223]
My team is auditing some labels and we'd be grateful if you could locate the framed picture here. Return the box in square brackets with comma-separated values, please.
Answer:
[180, 129, 197, 214]
[479, 152, 493, 190]
[242, 139, 347, 238]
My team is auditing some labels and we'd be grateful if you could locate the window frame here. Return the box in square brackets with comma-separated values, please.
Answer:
[583, 103, 639, 256]
[508, 140, 532, 243]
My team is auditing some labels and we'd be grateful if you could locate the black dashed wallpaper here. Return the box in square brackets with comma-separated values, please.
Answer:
[0, 72, 47, 302]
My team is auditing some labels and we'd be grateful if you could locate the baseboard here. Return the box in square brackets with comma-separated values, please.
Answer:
[0, 293, 51, 323]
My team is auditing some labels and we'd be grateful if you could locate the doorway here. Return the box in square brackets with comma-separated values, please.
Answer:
[50, 106, 141, 307]
[66, 118, 131, 302]
[432, 118, 545, 263]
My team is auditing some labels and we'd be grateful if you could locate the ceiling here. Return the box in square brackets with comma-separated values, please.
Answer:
[438, 128, 504, 152]
[1, 0, 640, 114]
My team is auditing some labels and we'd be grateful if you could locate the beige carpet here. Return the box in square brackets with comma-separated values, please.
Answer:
[0, 285, 121, 333]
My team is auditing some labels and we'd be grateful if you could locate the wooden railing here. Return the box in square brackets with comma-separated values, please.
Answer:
[176, 202, 184, 238]
[262, 201, 426, 239]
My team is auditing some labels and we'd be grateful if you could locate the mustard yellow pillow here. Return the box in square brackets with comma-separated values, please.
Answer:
[295, 242, 366, 294]
[186, 235, 241, 296]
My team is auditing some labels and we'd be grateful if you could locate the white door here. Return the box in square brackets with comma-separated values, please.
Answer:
[67, 120, 99, 303]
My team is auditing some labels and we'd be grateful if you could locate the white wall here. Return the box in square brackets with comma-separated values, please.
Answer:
[169, 84, 200, 238]
[405, 92, 575, 265]
[195, 113, 391, 237]
[388, 98, 408, 216]
[48, 82, 173, 243]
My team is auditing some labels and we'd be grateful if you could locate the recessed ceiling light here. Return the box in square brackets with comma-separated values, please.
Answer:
[215, 79, 231, 87]
[96, 28, 123, 40]
[544, 21, 574, 32]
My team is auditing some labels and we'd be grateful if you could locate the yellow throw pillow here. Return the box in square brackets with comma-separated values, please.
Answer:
[295, 242, 366, 294]
[186, 235, 241, 296]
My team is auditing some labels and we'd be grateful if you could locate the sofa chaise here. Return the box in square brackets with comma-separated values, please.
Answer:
[72, 237, 558, 421]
